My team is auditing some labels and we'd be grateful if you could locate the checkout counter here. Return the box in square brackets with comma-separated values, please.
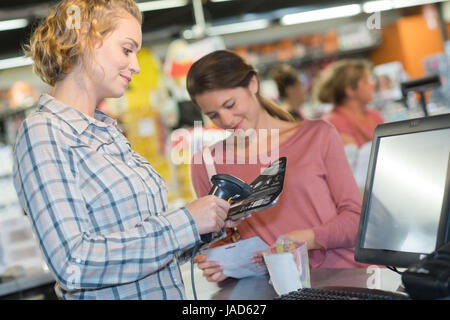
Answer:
[0, 263, 403, 300]
[0, 266, 56, 299]
[180, 263, 403, 300]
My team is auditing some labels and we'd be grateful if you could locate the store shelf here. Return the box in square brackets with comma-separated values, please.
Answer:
[0, 268, 55, 299]
[0, 104, 36, 146]
[255, 42, 382, 75]
[0, 104, 36, 121]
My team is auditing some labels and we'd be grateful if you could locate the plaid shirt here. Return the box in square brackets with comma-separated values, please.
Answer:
[13, 94, 200, 299]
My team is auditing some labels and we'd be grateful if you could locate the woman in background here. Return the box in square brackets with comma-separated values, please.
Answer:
[187, 50, 366, 283]
[270, 63, 306, 120]
[315, 59, 384, 148]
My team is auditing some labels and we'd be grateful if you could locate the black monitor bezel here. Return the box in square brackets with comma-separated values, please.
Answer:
[354, 113, 450, 268]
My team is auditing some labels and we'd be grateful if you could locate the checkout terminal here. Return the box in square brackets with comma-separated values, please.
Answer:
[276, 112, 450, 300]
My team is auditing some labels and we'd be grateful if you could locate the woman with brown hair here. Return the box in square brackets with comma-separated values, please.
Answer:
[270, 63, 306, 120]
[12, 0, 234, 300]
[187, 50, 366, 283]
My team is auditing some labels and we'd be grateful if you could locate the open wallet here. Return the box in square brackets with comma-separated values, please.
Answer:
[227, 157, 287, 221]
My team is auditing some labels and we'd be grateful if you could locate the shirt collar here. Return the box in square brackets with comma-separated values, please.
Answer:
[37, 93, 117, 135]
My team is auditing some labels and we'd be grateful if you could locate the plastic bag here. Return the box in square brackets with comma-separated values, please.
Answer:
[262, 235, 310, 295]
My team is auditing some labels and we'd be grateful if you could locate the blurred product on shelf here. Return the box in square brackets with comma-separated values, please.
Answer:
[123, 48, 173, 198]
[0, 145, 13, 177]
[372, 61, 412, 122]
[161, 37, 228, 204]
[0, 82, 38, 145]
[164, 39, 195, 102]
[370, 58, 449, 123]
[424, 49, 450, 114]
[0, 145, 47, 276]
[7, 81, 38, 110]
[153, 85, 179, 129]
[0, 211, 47, 276]
[163, 39, 201, 203]
[373, 62, 406, 103]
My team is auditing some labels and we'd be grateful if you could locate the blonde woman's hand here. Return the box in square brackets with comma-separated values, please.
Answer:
[185, 195, 230, 235]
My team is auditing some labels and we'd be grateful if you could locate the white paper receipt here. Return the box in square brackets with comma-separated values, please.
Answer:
[205, 237, 269, 279]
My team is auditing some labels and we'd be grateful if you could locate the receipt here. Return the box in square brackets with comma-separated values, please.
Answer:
[205, 237, 269, 279]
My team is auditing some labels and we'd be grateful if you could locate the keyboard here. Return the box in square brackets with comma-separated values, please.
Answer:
[275, 286, 410, 300]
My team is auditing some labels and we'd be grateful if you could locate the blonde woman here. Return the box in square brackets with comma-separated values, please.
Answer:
[12, 0, 235, 300]
[315, 60, 385, 191]
[315, 59, 384, 148]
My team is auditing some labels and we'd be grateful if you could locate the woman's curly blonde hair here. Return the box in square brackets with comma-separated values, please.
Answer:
[24, 0, 142, 86]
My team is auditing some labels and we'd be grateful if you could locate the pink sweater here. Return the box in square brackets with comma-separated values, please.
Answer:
[323, 108, 384, 148]
[191, 119, 367, 268]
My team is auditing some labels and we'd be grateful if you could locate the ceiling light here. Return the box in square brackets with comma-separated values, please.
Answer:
[0, 56, 33, 71]
[0, 18, 28, 32]
[280, 4, 362, 25]
[206, 19, 270, 36]
[393, 0, 446, 9]
[137, 0, 188, 12]
[362, 1, 393, 13]
[363, 0, 446, 13]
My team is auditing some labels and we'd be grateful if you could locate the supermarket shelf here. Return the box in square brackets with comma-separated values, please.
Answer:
[0, 104, 36, 121]
[255, 42, 381, 75]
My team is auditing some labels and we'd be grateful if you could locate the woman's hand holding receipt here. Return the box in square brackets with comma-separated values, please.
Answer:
[195, 236, 266, 282]
[195, 255, 227, 282]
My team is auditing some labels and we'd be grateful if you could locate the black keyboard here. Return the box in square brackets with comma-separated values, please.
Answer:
[275, 286, 410, 300]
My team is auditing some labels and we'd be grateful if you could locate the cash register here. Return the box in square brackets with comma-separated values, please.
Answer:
[277, 113, 450, 300]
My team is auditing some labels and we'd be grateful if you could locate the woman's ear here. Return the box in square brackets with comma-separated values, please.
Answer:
[345, 85, 355, 99]
[248, 74, 259, 95]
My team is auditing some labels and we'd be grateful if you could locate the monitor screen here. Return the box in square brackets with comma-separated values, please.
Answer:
[355, 113, 450, 268]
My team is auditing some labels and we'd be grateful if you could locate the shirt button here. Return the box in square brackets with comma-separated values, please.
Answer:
[127, 160, 133, 166]
[75, 258, 81, 264]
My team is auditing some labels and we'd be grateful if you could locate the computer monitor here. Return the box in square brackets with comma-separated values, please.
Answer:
[355, 113, 450, 268]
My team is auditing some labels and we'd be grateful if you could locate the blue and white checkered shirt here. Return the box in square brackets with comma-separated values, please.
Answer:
[13, 94, 200, 299]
